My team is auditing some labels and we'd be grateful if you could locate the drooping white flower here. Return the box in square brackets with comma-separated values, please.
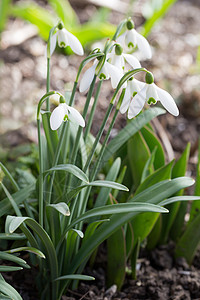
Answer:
[117, 19, 152, 60]
[50, 102, 85, 130]
[48, 23, 83, 57]
[128, 81, 179, 119]
[79, 58, 124, 93]
[120, 78, 145, 114]
[108, 44, 141, 71]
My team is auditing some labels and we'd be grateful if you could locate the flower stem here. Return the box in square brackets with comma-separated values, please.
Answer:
[46, 57, 50, 111]
[70, 75, 97, 165]
[84, 80, 103, 141]
[37, 118, 44, 226]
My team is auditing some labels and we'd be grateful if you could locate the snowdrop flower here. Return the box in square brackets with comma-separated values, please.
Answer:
[48, 22, 83, 57]
[128, 72, 179, 119]
[79, 57, 124, 93]
[120, 78, 145, 114]
[50, 95, 85, 130]
[108, 44, 141, 71]
[117, 19, 152, 60]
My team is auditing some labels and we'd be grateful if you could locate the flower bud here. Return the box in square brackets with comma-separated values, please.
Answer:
[58, 21, 64, 30]
[145, 72, 154, 84]
[115, 44, 123, 56]
[126, 18, 134, 30]
[59, 95, 65, 103]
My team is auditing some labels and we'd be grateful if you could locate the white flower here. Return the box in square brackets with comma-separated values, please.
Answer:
[49, 28, 84, 56]
[50, 103, 85, 130]
[108, 51, 141, 71]
[79, 59, 123, 93]
[128, 83, 179, 119]
[117, 19, 152, 60]
[120, 78, 145, 114]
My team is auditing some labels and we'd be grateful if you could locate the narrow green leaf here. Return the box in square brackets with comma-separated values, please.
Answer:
[0, 162, 19, 192]
[0, 251, 29, 269]
[128, 131, 150, 189]
[0, 0, 11, 32]
[71, 229, 84, 239]
[0, 280, 22, 300]
[69, 177, 194, 275]
[6, 247, 45, 259]
[0, 183, 35, 218]
[55, 274, 95, 281]
[46, 203, 70, 216]
[102, 108, 166, 168]
[141, 0, 178, 37]
[141, 147, 157, 182]
[94, 157, 121, 208]
[107, 227, 126, 290]
[0, 233, 25, 240]
[0, 266, 23, 272]
[160, 196, 200, 206]
[45, 164, 89, 183]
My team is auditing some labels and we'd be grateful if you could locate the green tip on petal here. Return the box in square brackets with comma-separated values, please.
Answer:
[132, 91, 137, 97]
[59, 96, 65, 104]
[58, 21, 64, 30]
[147, 97, 156, 105]
[127, 18, 134, 30]
[99, 73, 107, 80]
[145, 72, 154, 84]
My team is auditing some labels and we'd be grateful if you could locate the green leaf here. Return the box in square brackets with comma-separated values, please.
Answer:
[0, 182, 22, 217]
[101, 108, 166, 169]
[46, 203, 70, 216]
[0, 266, 23, 272]
[48, 0, 78, 28]
[141, 0, 178, 37]
[140, 126, 165, 169]
[128, 131, 150, 189]
[94, 157, 121, 208]
[0, 162, 19, 192]
[188, 139, 200, 223]
[175, 213, 200, 264]
[5, 216, 58, 298]
[141, 147, 157, 182]
[45, 164, 89, 183]
[107, 227, 126, 290]
[161, 143, 190, 243]
[6, 247, 45, 259]
[0, 280, 22, 300]
[55, 274, 95, 281]
[66, 180, 128, 202]
[69, 177, 194, 275]
[0, 183, 35, 218]
[0, 0, 11, 33]
[11, 2, 55, 40]
[0, 251, 29, 269]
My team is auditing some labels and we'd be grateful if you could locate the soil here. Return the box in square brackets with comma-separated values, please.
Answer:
[0, 0, 200, 299]
[62, 243, 200, 300]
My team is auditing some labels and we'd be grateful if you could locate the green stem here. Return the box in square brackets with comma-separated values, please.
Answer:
[46, 57, 50, 111]
[84, 80, 103, 141]
[70, 75, 97, 165]
[37, 119, 44, 226]
[83, 102, 113, 173]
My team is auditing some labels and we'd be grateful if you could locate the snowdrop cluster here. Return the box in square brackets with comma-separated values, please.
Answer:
[48, 18, 179, 132]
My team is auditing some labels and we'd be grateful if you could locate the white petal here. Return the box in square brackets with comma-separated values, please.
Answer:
[57, 29, 68, 48]
[49, 32, 57, 56]
[79, 64, 96, 93]
[63, 28, 84, 56]
[111, 54, 124, 70]
[123, 53, 141, 69]
[120, 81, 132, 114]
[116, 32, 126, 47]
[105, 61, 123, 89]
[146, 83, 159, 102]
[128, 85, 147, 118]
[67, 106, 85, 127]
[155, 84, 179, 116]
[125, 29, 137, 48]
[135, 31, 152, 59]
[50, 104, 67, 130]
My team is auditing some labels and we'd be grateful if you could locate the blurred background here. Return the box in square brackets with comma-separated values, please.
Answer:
[0, 0, 199, 161]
